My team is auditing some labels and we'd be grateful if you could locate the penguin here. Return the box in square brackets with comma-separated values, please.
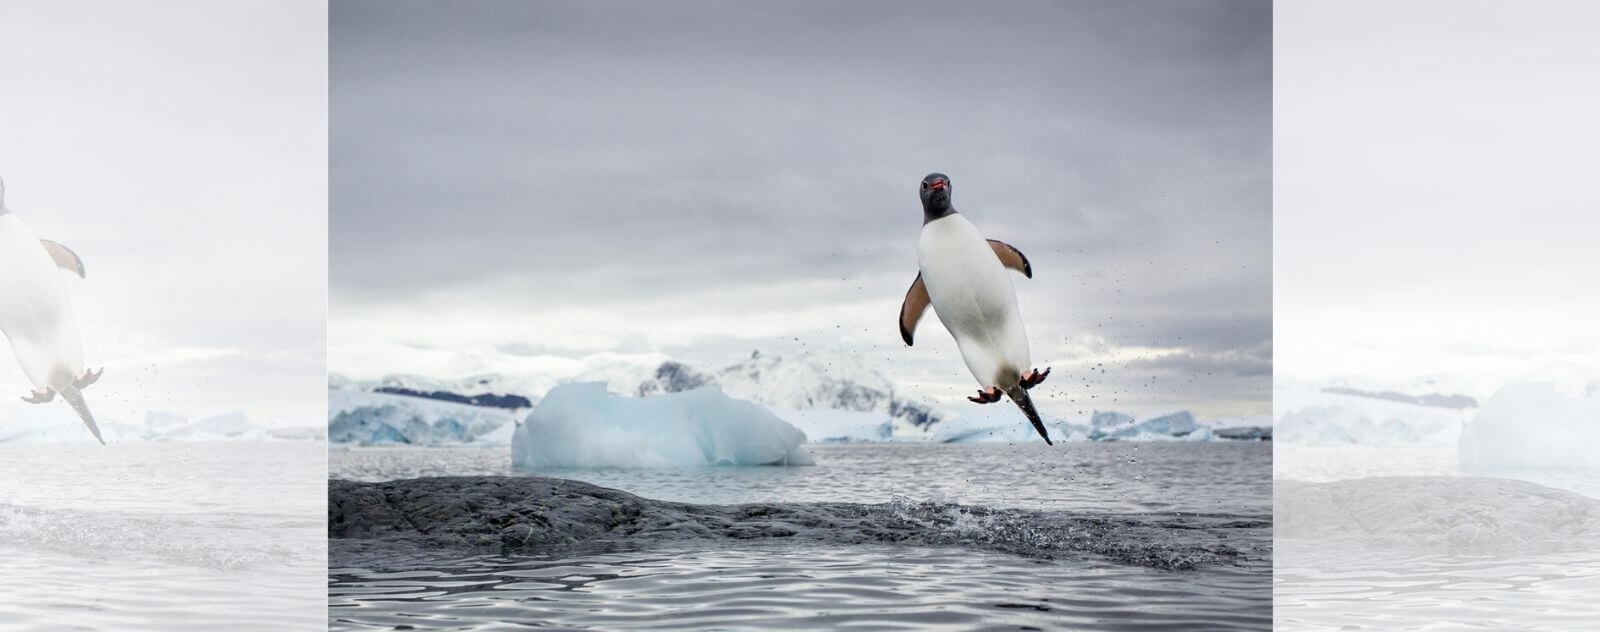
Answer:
[899, 173, 1054, 444]
[0, 178, 105, 444]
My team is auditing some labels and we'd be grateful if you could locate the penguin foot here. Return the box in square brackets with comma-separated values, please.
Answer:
[1020, 367, 1051, 389]
[21, 388, 56, 404]
[967, 387, 1003, 404]
[74, 367, 103, 390]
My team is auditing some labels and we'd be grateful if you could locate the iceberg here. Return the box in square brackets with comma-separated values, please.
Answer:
[1088, 411, 1212, 441]
[328, 389, 517, 446]
[511, 383, 814, 468]
[1459, 382, 1599, 470]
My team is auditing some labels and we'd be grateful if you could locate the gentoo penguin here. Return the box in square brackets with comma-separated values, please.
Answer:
[0, 178, 105, 443]
[899, 173, 1054, 444]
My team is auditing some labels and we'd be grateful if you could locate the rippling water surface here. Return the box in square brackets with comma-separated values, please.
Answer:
[331, 442, 1272, 630]
[1275, 445, 1600, 630]
[1275, 547, 1600, 630]
[0, 442, 326, 630]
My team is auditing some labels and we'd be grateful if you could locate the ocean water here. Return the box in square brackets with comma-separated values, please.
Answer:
[330, 442, 1273, 630]
[1275, 445, 1600, 630]
[0, 442, 327, 630]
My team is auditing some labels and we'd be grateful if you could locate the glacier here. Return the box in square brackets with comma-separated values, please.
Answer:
[1459, 382, 1599, 470]
[328, 389, 519, 446]
[511, 383, 814, 468]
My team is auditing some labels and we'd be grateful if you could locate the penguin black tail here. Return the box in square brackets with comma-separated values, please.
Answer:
[1003, 384, 1052, 445]
[57, 382, 105, 445]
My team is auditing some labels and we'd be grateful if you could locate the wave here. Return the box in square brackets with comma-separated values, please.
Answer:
[0, 502, 317, 571]
[1276, 476, 1600, 557]
[329, 476, 1268, 571]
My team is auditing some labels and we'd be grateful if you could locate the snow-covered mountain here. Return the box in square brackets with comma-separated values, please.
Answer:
[636, 350, 950, 436]
[329, 348, 1264, 444]
[331, 349, 952, 441]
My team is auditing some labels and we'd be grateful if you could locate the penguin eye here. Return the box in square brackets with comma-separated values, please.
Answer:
[922, 182, 929, 190]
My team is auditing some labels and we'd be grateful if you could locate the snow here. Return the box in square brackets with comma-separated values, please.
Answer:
[770, 408, 895, 443]
[642, 349, 952, 435]
[328, 389, 519, 446]
[329, 352, 675, 406]
[511, 383, 814, 468]
[1274, 381, 1473, 446]
[1459, 382, 1599, 470]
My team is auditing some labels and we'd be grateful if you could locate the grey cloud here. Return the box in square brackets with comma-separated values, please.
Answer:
[330, 0, 1271, 415]
[1125, 342, 1274, 378]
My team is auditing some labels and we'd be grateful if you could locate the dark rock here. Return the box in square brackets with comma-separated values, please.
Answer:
[372, 387, 532, 410]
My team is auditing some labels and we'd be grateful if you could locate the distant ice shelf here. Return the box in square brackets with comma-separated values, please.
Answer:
[328, 389, 519, 446]
[511, 382, 814, 468]
[930, 408, 1268, 444]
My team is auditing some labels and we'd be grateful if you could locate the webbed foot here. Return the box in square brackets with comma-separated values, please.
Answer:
[967, 386, 1003, 404]
[21, 388, 55, 404]
[1020, 367, 1051, 389]
[74, 367, 103, 390]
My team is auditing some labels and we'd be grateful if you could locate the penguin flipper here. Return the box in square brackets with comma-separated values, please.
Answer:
[898, 273, 930, 346]
[987, 240, 1032, 278]
[40, 240, 86, 278]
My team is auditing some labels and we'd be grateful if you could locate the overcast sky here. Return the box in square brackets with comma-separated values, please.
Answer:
[0, 0, 327, 429]
[331, 0, 1272, 418]
[1277, 0, 1600, 397]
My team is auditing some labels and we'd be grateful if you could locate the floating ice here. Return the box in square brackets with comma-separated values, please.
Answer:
[511, 383, 813, 468]
[1459, 382, 1599, 470]
[328, 389, 518, 446]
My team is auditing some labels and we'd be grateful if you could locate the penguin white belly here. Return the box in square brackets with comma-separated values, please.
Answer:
[917, 215, 1030, 387]
[0, 215, 84, 389]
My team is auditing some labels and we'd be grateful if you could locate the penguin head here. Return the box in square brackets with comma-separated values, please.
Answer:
[919, 172, 953, 214]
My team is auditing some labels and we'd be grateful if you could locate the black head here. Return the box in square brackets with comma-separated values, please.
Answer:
[919, 172, 954, 220]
